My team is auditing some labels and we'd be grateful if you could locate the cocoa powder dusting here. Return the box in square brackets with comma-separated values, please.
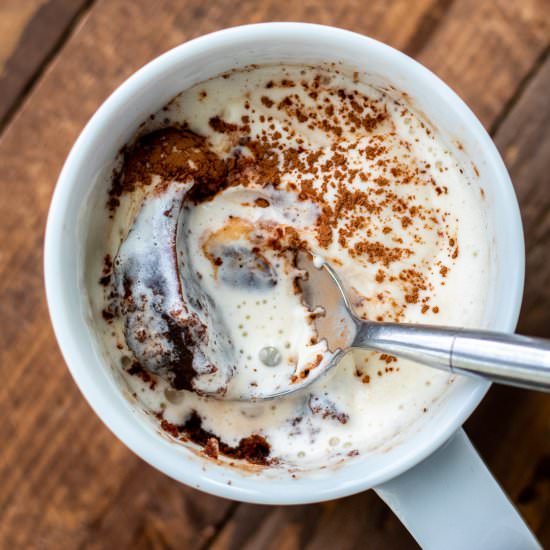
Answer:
[109, 128, 228, 208]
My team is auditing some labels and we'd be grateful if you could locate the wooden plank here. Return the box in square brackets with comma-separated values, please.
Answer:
[465, 55, 550, 543]
[0, 0, 548, 548]
[501, 54, 550, 339]
[0, 0, 93, 129]
[416, 0, 550, 127]
[209, 494, 414, 550]
[0, 0, 441, 548]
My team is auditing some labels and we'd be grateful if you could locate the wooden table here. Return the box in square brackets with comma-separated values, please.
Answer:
[1, 1, 549, 547]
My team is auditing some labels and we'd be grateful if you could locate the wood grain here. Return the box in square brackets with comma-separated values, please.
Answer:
[416, 0, 550, 127]
[0, 0, 548, 548]
[209, 493, 411, 550]
[502, 54, 550, 339]
[0, 0, 93, 129]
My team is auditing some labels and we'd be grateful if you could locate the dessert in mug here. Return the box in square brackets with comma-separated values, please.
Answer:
[89, 64, 490, 467]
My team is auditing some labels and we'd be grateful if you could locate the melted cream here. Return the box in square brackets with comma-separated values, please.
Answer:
[89, 64, 491, 467]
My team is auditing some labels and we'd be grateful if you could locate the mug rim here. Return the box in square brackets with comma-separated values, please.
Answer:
[44, 22, 525, 504]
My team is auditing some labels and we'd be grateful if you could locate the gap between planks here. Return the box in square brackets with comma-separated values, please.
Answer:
[0, 0, 96, 137]
[490, 43, 550, 137]
[199, 502, 241, 550]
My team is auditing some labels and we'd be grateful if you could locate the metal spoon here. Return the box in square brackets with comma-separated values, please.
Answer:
[258, 254, 550, 400]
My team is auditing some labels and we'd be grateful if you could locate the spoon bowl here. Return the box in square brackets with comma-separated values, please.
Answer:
[221, 251, 550, 400]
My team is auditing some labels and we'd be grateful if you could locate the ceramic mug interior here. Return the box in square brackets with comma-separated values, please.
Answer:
[44, 23, 524, 504]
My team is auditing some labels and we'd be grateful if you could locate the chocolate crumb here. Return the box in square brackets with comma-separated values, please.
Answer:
[309, 395, 349, 424]
[261, 96, 274, 108]
[255, 197, 270, 208]
[209, 116, 238, 134]
[175, 411, 273, 465]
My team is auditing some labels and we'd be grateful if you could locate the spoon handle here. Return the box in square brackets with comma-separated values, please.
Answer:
[356, 322, 550, 392]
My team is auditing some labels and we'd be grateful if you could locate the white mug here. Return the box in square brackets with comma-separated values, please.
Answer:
[44, 23, 540, 549]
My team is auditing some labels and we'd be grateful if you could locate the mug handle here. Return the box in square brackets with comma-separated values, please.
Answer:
[375, 429, 541, 549]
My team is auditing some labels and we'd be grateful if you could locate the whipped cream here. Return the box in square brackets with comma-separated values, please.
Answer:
[90, 64, 491, 468]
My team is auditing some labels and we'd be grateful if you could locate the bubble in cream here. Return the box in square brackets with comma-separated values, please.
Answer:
[259, 346, 282, 366]
[164, 388, 184, 404]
